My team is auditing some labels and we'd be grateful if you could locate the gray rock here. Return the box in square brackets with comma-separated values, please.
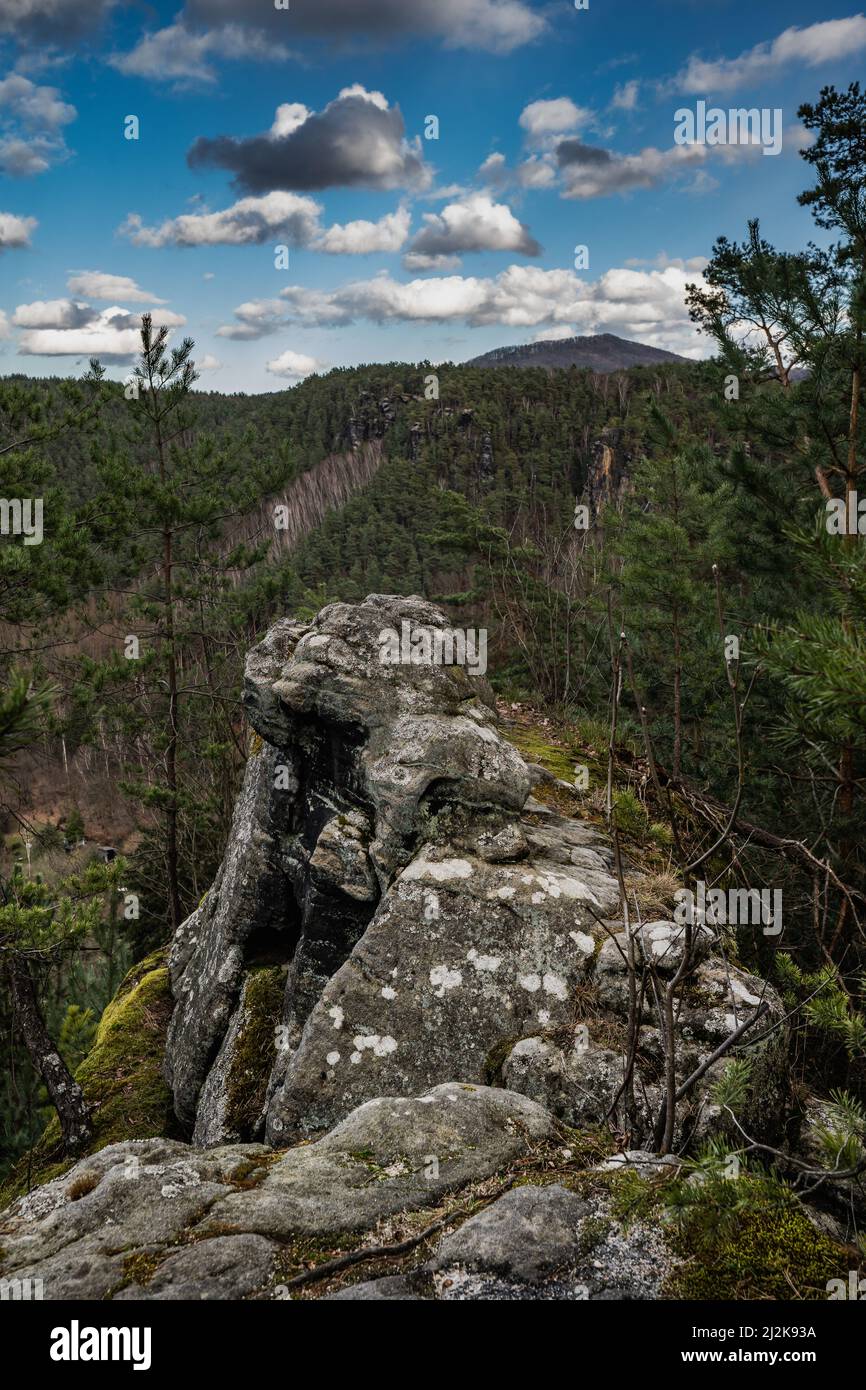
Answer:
[325, 1274, 428, 1301]
[166, 595, 537, 1139]
[0, 1087, 554, 1300]
[207, 1082, 556, 1239]
[502, 1036, 626, 1127]
[430, 1183, 591, 1281]
[266, 844, 617, 1140]
[115, 1234, 278, 1301]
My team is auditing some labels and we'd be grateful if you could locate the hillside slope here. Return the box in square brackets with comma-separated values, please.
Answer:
[466, 333, 688, 372]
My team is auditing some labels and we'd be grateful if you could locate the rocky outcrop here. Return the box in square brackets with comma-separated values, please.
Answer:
[165, 594, 622, 1144]
[5, 595, 853, 1302]
[164, 594, 788, 1154]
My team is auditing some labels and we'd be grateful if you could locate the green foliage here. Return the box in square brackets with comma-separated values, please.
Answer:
[710, 1057, 755, 1113]
[0, 951, 176, 1206]
[812, 1088, 866, 1171]
[667, 1161, 850, 1299]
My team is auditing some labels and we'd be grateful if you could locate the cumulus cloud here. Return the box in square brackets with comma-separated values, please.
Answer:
[183, 0, 545, 54]
[13, 299, 94, 329]
[405, 193, 541, 267]
[66, 271, 167, 303]
[556, 140, 708, 198]
[516, 155, 557, 188]
[265, 349, 325, 380]
[14, 301, 185, 358]
[121, 192, 324, 248]
[216, 263, 708, 355]
[0, 210, 37, 250]
[187, 86, 430, 193]
[195, 353, 223, 371]
[314, 207, 411, 255]
[477, 152, 508, 188]
[215, 299, 287, 341]
[673, 16, 866, 94]
[108, 22, 293, 86]
[121, 191, 412, 256]
[0, 74, 76, 176]
[519, 97, 594, 140]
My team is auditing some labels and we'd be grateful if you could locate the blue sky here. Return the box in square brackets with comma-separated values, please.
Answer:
[1, 0, 865, 391]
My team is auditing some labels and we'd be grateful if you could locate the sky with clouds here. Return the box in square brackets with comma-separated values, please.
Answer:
[1, 0, 865, 390]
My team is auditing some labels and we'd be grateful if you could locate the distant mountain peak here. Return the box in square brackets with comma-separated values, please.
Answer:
[465, 333, 687, 373]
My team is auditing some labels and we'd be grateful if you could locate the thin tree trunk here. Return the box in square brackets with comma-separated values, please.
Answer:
[7, 958, 91, 1155]
[153, 410, 182, 932]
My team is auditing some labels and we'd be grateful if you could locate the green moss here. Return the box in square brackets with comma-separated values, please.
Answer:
[482, 1033, 528, 1085]
[120, 1250, 163, 1289]
[0, 947, 178, 1209]
[224, 966, 285, 1138]
[666, 1174, 852, 1300]
[505, 727, 577, 783]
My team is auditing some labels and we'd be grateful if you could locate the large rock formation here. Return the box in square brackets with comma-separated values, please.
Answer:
[164, 594, 786, 1153]
[4, 596, 853, 1303]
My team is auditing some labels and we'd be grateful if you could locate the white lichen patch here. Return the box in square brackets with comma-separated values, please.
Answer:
[404, 856, 474, 883]
[467, 948, 501, 973]
[569, 930, 595, 958]
[326, 1050, 341, 1066]
[351, 1033, 399, 1059]
[529, 865, 603, 905]
[542, 971, 567, 1000]
[430, 965, 463, 996]
[729, 977, 761, 1007]
[328, 1005, 344, 1030]
[519, 973, 542, 993]
[381, 985, 397, 1000]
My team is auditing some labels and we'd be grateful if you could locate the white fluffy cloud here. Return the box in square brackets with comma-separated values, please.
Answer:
[314, 207, 411, 255]
[405, 193, 540, 267]
[674, 16, 866, 94]
[66, 271, 167, 303]
[109, 22, 292, 85]
[265, 349, 325, 380]
[121, 192, 412, 255]
[519, 97, 593, 139]
[217, 263, 709, 355]
[121, 192, 324, 248]
[0, 74, 76, 176]
[196, 353, 223, 371]
[14, 301, 185, 358]
[0, 210, 37, 250]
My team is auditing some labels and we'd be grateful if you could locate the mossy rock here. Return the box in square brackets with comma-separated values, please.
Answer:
[0, 947, 178, 1208]
[666, 1175, 854, 1300]
[224, 966, 285, 1138]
